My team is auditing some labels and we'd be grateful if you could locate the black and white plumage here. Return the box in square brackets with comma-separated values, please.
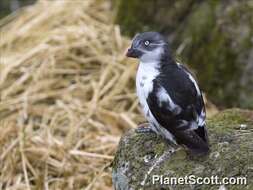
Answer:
[126, 32, 209, 154]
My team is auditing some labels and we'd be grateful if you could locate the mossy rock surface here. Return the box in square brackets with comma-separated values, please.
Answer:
[112, 109, 253, 190]
[114, 0, 253, 108]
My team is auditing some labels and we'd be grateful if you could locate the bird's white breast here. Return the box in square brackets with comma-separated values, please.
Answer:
[136, 61, 159, 124]
[136, 62, 158, 100]
[136, 61, 175, 142]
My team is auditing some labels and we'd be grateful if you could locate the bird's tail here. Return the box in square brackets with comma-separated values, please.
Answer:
[175, 126, 210, 155]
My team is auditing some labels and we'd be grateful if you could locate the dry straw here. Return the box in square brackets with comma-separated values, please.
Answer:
[0, 0, 217, 189]
[0, 0, 142, 189]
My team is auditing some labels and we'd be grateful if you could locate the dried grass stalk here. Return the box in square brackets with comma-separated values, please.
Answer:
[0, 0, 141, 189]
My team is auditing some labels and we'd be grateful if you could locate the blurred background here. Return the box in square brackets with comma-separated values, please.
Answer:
[0, 0, 35, 18]
[2, 0, 252, 108]
[113, 0, 253, 109]
[0, 0, 252, 189]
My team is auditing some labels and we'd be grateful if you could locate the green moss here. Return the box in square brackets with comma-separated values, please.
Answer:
[211, 109, 252, 126]
[207, 109, 253, 134]
[113, 109, 253, 189]
[154, 143, 166, 156]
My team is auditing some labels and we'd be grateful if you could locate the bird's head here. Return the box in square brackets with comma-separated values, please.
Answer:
[126, 32, 169, 62]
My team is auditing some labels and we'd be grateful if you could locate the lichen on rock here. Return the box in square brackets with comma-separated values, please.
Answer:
[112, 109, 253, 189]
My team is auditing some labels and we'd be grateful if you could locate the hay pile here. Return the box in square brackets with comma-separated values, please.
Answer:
[0, 0, 141, 189]
[0, 0, 218, 189]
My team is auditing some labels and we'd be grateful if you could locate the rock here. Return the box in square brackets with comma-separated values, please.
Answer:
[113, 0, 253, 109]
[112, 109, 253, 190]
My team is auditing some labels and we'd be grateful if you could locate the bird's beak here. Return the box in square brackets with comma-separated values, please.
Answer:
[126, 47, 141, 58]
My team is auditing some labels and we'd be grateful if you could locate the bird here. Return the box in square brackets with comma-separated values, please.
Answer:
[126, 31, 209, 155]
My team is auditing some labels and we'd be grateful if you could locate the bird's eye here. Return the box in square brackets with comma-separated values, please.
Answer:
[144, 40, 150, 46]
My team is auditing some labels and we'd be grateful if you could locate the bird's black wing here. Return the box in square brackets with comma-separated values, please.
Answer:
[177, 63, 206, 119]
[147, 64, 209, 154]
[178, 64, 209, 145]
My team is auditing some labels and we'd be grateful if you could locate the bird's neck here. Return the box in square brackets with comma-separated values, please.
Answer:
[160, 48, 175, 66]
[139, 47, 176, 71]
